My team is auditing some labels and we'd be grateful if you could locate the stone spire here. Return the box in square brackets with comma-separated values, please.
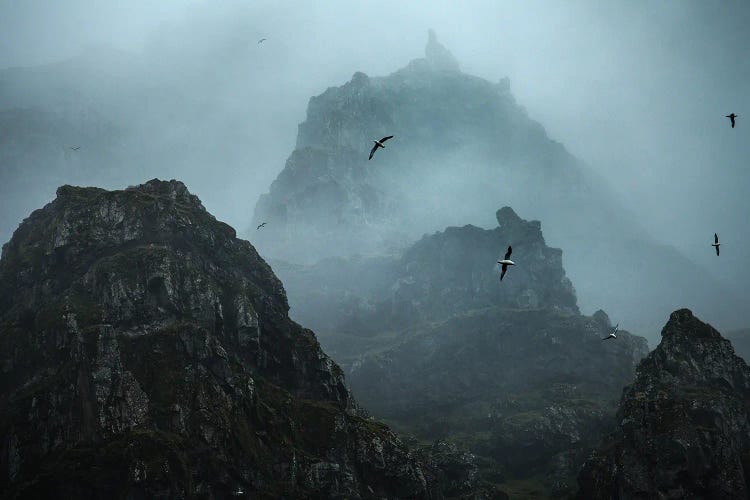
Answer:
[425, 29, 460, 72]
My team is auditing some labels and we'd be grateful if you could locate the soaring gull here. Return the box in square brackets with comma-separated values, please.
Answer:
[602, 323, 619, 341]
[712, 233, 721, 256]
[368, 135, 394, 160]
[497, 246, 515, 281]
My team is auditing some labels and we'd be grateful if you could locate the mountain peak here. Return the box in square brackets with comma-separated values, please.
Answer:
[579, 309, 750, 498]
[661, 308, 722, 340]
[0, 180, 456, 498]
[424, 29, 460, 72]
[496, 206, 523, 227]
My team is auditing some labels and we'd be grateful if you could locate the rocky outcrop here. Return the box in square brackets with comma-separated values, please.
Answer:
[272, 206, 578, 356]
[390, 207, 578, 321]
[0, 179, 493, 499]
[578, 309, 750, 499]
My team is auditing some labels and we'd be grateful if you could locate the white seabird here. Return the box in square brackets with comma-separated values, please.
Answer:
[602, 323, 619, 341]
[497, 245, 515, 281]
[369, 135, 394, 160]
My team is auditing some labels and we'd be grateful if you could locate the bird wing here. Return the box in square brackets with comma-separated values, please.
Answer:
[716, 246, 720, 256]
[504, 246, 512, 260]
[379, 135, 394, 143]
[715, 233, 719, 244]
[500, 264, 508, 281]
[369, 143, 379, 160]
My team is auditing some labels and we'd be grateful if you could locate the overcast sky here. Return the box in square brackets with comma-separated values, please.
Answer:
[1, 0, 748, 312]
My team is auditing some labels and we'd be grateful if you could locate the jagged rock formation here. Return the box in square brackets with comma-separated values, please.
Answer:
[578, 309, 750, 499]
[0, 179, 498, 499]
[271, 206, 648, 497]
[272, 206, 577, 351]
[251, 30, 741, 339]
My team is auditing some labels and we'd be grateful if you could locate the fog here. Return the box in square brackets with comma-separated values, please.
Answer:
[1, 0, 749, 338]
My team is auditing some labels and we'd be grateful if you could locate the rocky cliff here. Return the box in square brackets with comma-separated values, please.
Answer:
[0, 179, 498, 499]
[251, 30, 740, 339]
[578, 309, 750, 499]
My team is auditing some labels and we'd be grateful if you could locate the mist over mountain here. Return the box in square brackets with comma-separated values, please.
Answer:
[2, 3, 750, 499]
[2, 2, 749, 342]
[252, 32, 742, 340]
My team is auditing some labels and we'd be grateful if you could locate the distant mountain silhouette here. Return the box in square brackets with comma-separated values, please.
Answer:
[252, 31, 741, 338]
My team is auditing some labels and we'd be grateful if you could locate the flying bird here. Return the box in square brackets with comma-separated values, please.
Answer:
[712, 233, 720, 256]
[368, 135, 394, 160]
[497, 245, 515, 281]
[258, 38, 266, 44]
[602, 323, 619, 341]
[69, 146, 80, 150]
[256, 222, 267, 230]
[726, 113, 738, 128]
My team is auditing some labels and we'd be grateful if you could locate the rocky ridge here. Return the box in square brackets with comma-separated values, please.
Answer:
[0, 179, 499, 499]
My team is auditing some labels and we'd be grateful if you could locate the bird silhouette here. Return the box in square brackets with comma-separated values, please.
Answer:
[497, 245, 515, 281]
[726, 113, 738, 128]
[602, 323, 619, 341]
[712, 233, 721, 256]
[369, 135, 394, 160]
[69, 146, 80, 150]
[258, 38, 266, 44]
[256, 222, 267, 230]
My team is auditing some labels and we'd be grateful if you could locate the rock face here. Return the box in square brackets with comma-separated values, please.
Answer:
[251, 30, 740, 339]
[272, 206, 578, 354]
[392, 207, 578, 319]
[0, 179, 494, 499]
[578, 309, 750, 499]
[271, 206, 648, 496]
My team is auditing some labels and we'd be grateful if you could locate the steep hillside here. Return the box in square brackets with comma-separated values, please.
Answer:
[0, 179, 498, 499]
